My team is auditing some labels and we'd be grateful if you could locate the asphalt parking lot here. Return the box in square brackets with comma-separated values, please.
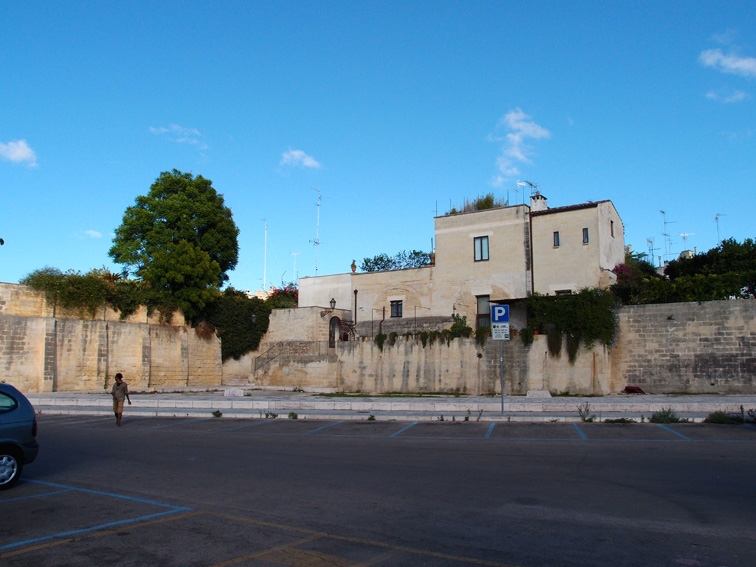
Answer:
[2, 415, 756, 567]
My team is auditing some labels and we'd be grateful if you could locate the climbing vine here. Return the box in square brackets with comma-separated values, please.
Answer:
[521, 289, 620, 363]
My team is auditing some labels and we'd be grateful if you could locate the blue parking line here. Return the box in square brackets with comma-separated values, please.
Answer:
[0, 508, 187, 552]
[746, 424, 756, 431]
[390, 421, 418, 437]
[484, 423, 496, 439]
[28, 479, 192, 510]
[302, 421, 345, 435]
[0, 479, 191, 552]
[656, 424, 692, 440]
[0, 488, 73, 504]
[572, 423, 588, 440]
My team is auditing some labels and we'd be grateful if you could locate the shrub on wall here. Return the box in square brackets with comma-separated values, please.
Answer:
[204, 287, 270, 361]
[21, 267, 162, 319]
[521, 289, 620, 363]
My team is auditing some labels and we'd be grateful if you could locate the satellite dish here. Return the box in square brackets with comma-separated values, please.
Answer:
[0, 238, 4, 246]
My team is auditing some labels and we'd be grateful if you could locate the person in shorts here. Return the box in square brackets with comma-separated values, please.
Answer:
[111, 372, 132, 427]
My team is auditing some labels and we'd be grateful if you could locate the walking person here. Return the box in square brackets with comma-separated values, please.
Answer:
[111, 372, 131, 426]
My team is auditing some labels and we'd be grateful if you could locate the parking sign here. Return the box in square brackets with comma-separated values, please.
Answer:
[490, 304, 510, 341]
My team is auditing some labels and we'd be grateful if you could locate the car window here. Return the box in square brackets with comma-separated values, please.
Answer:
[0, 392, 19, 413]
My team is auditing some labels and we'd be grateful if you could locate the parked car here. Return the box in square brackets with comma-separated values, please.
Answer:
[0, 383, 39, 489]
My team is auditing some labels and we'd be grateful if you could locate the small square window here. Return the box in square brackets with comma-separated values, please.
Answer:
[474, 236, 489, 261]
[553, 231, 560, 247]
[390, 300, 403, 318]
[582, 228, 589, 244]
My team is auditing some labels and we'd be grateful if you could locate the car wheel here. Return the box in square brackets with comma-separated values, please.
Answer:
[0, 449, 23, 490]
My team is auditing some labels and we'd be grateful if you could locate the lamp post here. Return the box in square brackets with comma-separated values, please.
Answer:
[330, 298, 336, 310]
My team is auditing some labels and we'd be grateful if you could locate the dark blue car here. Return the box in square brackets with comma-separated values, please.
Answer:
[0, 383, 39, 489]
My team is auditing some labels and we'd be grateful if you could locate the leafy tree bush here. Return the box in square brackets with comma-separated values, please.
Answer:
[265, 283, 299, 309]
[521, 289, 620, 363]
[449, 313, 473, 337]
[204, 288, 270, 361]
[109, 169, 239, 321]
[446, 192, 507, 215]
[613, 239, 756, 304]
[360, 250, 431, 272]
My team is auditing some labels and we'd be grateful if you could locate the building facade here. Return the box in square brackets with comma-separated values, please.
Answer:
[298, 193, 624, 338]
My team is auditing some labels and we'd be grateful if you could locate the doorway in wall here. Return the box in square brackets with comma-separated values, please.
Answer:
[329, 316, 340, 348]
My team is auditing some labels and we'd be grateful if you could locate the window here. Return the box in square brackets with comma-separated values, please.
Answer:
[476, 295, 490, 329]
[610, 220, 615, 237]
[390, 300, 403, 318]
[553, 231, 560, 247]
[0, 392, 18, 414]
[474, 236, 489, 261]
[555, 289, 572, 296]
[582, 228, 589, 244]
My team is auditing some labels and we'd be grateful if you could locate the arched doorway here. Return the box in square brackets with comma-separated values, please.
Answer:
[329, 316, 340, 348]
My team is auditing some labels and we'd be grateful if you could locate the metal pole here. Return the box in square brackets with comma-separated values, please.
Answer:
[500, 340, 505, 414]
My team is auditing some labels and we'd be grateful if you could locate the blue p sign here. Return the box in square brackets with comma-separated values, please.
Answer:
[491, 304, 509, 323]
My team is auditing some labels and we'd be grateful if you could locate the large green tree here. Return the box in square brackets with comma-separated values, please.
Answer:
[109, 170, 239, 320]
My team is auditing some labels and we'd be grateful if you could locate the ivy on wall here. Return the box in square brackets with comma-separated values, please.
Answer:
[520, 289, 620, 363]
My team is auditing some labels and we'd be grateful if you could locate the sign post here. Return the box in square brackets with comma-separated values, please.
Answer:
[490, 305, 510, 414]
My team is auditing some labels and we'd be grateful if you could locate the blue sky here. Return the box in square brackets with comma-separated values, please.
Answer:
[2, 1, 754, 293]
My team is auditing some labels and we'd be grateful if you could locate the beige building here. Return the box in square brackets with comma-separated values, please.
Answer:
[298, 193, 624, 338]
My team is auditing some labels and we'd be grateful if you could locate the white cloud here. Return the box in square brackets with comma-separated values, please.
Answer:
[85, 230, 102, 238]
[280, 149, 321, 169]
[0, 139, 37, 166]
[489, 108, 550, 182]
[710, 29, 738, 46]
[706, 89, 748, 103]
[699, 48, 756, 78]
[150, 124, 207, 150]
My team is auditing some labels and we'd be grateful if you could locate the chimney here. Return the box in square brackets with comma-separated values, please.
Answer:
[530, 191, 548, 211]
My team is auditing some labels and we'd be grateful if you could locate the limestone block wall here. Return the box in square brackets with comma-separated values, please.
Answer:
[0, 282, 185, 325]
[0, 284, 221, 393]
[614, 300, 756, 393]
[248, 334, 605, 395]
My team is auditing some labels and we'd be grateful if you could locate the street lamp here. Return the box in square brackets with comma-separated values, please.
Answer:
[330, 298, 336, 310]
[251, 313, 256, 326]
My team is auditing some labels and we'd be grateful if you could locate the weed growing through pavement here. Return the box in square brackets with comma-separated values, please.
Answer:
[649, 407, 687, 423]
[211, 410, 222, 418]
[577, 402, 595, 422]
[704, 411, 743, 424]
[288, 411, 299, 420]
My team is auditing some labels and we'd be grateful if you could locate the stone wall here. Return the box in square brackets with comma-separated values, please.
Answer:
[613, 300, 756, 394]
[249, 333, 616, 396]
[249, 299, 756, 395]
[0, 284, 222, 393]
[4, 281, 754, 396]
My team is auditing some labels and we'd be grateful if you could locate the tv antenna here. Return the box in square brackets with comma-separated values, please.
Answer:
[310, 189, 322, 275]
[660, 210, 676, 262]
[290, 251, 300, 281]
[262, 219, 268, 291]
[714, 213, 726, 243]
[646, 237, 657, 264]
[519, 180, 538, 204]
[680, 232, 694, 250]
